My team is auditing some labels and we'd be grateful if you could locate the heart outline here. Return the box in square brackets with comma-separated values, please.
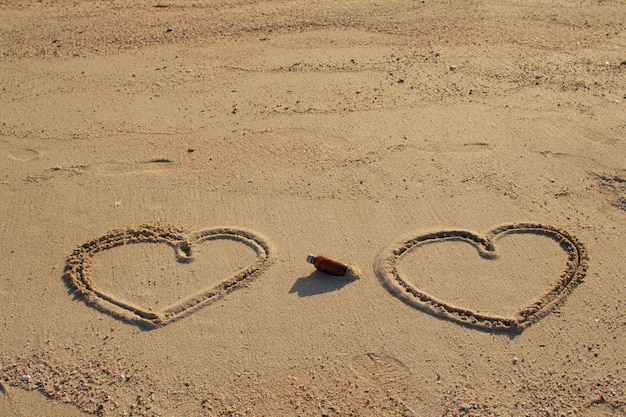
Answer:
[375, 223, 588, 332]
[64, 223, 274, 329]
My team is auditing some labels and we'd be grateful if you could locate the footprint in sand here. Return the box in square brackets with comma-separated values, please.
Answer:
[0, 136, 41, 162]
[350, 353, 439, 416]
[351, 353, 412, 391]
[591, 171, 626, 213]
[581, 401, 626, 417]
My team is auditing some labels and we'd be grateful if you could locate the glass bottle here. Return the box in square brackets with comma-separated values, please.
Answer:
[306, 254, 348, 276]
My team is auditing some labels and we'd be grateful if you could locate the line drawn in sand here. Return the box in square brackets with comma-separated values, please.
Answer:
[376, 223, 588, 332]
[64, 223, 274, 329]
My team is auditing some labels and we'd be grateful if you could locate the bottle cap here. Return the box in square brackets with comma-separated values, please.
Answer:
[306, 254, 316, 264]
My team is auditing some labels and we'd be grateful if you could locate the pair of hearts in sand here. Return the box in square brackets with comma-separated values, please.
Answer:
[64, 223, 587, 331]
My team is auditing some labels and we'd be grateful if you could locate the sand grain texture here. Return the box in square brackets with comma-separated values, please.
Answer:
[1, 0, 625, 416]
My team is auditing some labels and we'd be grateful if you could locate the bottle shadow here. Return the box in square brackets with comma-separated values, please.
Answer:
[289, 271, 356, 297]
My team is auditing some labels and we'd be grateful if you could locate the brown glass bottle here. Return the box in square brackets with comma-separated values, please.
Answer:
[306, 254, 348, 276]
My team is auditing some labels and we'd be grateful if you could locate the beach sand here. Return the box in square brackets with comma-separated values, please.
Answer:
[1, 0, 625, 415]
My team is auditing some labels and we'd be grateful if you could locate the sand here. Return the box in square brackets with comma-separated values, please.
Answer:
[1, 0, 625, 416]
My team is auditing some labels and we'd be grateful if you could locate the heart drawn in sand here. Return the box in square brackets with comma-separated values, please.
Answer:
[376, 223, 588, 332]
[64, 224, 274, 329]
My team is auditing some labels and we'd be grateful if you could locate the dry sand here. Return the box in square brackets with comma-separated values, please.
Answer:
[1, 0, 625, 416]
